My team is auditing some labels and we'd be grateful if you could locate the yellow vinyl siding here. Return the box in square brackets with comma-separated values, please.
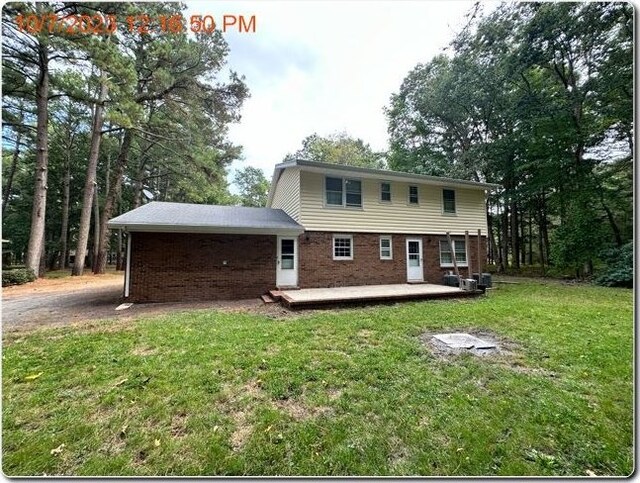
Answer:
[270, 168, 301, 221]
[299, 171, 487, 235]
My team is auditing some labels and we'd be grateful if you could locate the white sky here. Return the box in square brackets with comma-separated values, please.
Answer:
[186, 1, 487, 190]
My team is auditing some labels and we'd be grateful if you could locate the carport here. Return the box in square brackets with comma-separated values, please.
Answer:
[107, 202, 304, 303]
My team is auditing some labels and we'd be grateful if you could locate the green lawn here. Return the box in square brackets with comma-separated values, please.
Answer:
[2, 281, 633, 476]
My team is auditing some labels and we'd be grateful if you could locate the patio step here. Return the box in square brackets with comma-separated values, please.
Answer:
[261, 294, 277, 304]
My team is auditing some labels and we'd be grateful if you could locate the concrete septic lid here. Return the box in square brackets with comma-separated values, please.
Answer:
[432, 333, 497, 350]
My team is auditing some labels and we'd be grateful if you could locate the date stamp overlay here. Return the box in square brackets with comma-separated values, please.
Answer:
[15, 12, 256, 35]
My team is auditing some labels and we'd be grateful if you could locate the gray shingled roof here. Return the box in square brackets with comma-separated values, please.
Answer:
[108, 202, 304, 235]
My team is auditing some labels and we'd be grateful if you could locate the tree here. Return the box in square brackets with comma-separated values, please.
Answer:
[92, 3, 249, 274]
[385, 2, 633, 277]
[2, 2, 55, 276]
[285, 132, 386, 168]
[2, 2, 248, 277]
[234, 166, 269, 207]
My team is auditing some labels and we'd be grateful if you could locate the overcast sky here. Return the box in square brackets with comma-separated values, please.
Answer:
[186, 1, 487, 188]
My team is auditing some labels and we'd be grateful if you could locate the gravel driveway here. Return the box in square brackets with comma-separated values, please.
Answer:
[2, 273, 290, 333]
[2, 274, 125, 331]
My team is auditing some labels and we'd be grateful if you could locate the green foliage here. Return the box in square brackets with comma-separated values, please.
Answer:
[285, 132, 385, 168]
[386, 2, 633, 272]
[234, 167, 269, 207]
[594, 243, 633, 288]
[549, 196, 607, 276]
[2, 268, 36, 286]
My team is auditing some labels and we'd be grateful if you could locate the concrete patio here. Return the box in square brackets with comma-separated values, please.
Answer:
[270, 283, 483, 308]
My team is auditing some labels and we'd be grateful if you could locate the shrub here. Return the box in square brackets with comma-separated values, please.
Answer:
[594, 242, 633, 288]
[2, 268, 36, 287]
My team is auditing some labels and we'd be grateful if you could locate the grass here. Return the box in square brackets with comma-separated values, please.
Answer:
[2, 281, 633, 476]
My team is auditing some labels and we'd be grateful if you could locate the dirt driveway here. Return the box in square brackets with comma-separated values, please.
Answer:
[2, 273, 290, 334]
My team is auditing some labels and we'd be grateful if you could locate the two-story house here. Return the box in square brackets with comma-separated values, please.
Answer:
[108, 160, 498, 302]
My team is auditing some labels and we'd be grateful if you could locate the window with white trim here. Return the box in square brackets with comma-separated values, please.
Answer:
[380, 182, 391, 202]
[439, 239, 467, 267]
[325, 177, 362, 207]
[443, 189, 456, 214]
[379, 236, 392, 260]
[333, 235, 353, 260]
[408, 185, 419, 204]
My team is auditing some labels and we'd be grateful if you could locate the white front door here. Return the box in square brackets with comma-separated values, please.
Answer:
[406, 238, 424, 282]
[276, 236, 298, 287]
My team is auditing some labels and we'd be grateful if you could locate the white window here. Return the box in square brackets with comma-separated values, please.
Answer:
[439, 239, 467, 267]
[380, 236, 393, 260]
[443, 189, 456, 214]
[408, 185, 419, 204]
[325, 177, 343, 205]
[325, 177, 362, 208]
[333, 235, 353, 260]
[380, 182, 391, 202]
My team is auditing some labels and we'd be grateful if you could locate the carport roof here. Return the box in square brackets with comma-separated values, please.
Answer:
[108, 202, 305, 236]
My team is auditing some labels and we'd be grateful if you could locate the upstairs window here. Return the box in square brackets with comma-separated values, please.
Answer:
[380, 182, 391, 202]
[345, 179, 362, 207]
[333, 235, 353, 260]
[439, 240, 467, 267]
[443, 189, 456, 214]
[325, 177, 362, 208]
[325, 177, 343, 206]
[408, 185, 419, 204]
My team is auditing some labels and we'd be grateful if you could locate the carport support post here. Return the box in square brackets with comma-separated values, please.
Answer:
[477, 229, 482, 275]
[124, 232, 131, 298]
[465, 230, 471, 278]
[446, 232, 460, 285]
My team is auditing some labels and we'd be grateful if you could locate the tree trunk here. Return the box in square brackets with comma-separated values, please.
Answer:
[95, 129, 133, 274]
[39, 230, 47, 276]
[501, 201, 509, 271]
[116, 228, 123, 270]
[72, 72, 108, 276]
[528, 209, 533, 266]
[520, 206, 526, 266]
[133, 171, 143, 209]
[598, 192, 623, 247]
[92, 183, 100, 270]
[25, 43, 49, 277]
[510, 199, 520, 269]
[541, 205, 551, 266]
[58, 155, 71, 269]
[486, 202, 497, 266]
[2, 116, 23, 217]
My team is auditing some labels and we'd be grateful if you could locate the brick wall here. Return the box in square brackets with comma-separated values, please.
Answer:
[127, 231, 487, 302]
[298, 231, 487, 288]
[128, 232, 276, 302]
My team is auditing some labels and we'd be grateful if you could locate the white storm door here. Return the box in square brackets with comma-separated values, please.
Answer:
[276, 236, 298, 287]
[406, 238, 424, 282]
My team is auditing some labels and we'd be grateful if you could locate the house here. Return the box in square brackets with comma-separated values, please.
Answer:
[107, 160, 498, 302]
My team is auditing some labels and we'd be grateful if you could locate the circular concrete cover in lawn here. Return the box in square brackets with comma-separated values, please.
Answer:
[432, 333, 497, 350]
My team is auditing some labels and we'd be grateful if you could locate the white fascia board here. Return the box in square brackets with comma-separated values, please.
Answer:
[107, 223, 304, 236]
